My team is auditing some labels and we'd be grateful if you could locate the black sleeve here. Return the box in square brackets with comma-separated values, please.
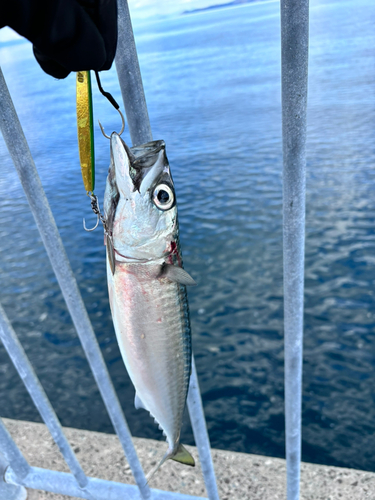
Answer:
[0, 0, 117, 79]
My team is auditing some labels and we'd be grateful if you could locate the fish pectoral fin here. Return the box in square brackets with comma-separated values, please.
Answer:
[161, 264, 197, 286]
[171, 444, 195, 467]
[134, 393, 146, 410]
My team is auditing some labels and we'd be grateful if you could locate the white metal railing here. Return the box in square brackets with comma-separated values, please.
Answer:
[0, 0, 309, 499]
[281, 0, 309, 498]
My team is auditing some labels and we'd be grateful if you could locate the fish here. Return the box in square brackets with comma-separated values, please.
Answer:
[103, 133, 196, 481]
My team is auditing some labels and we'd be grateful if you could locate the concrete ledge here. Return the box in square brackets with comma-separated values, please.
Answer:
[2, 418, 375, 499]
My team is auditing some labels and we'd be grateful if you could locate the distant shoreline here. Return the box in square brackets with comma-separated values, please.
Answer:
[182, 0, 263, 15]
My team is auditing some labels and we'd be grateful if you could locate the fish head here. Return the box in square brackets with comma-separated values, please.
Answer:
[104, 134, 178, 261]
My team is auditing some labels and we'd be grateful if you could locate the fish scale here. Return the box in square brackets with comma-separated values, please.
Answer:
[109, 262, 190, 428]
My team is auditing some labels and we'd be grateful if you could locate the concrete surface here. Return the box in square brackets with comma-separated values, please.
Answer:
[2, 418, 375, 499]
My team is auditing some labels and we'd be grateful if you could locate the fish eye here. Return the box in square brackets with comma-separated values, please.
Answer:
[152, 183, 174, 211]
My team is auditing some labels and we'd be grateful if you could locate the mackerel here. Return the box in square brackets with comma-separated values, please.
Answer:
[104, 133, 196, 480]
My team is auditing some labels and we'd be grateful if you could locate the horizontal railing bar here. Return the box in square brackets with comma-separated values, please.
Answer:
[0, 418, 30, 481]
[280, 0, 309, 499]
[0, 67, 150, 499]
[0, 303, 89, 490]
[5, 466, 208, 500]
[187, 358, 220, 500]
[115, 0, 153, 146]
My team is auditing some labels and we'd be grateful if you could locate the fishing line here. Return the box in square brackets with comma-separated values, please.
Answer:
[95, 71, 120, 110]
[95, 71, 125, 139]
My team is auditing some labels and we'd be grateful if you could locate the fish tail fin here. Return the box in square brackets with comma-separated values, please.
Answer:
[171, 444, 195, 467]
[145, 444, 195, 483]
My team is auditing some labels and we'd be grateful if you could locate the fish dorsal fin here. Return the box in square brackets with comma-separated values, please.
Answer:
[171, 444, 195, 466]
[134, 393, 146, 410]
[161, 264, 196, 286]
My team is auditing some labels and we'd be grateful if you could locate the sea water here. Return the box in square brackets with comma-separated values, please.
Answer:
[0, 0, 374, 471]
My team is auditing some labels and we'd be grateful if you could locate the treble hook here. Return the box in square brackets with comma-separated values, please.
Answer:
[83, 193, 106, 232]
[98, 108, 125, 139]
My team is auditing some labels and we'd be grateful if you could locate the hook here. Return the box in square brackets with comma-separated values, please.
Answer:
[98, 108, 125, 139]
[83, 193, 106, 232]
[83, 214, 100, 232]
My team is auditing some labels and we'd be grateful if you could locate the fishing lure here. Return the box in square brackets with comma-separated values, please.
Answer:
[76, 70, 124, 231]
[76, 71, 95, 194]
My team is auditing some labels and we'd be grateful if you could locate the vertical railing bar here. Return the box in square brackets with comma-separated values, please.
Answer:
[0, 67, 151, 500]
[0, 451, 28, 500]
[114, 3, 219, 497]
[115, 0, 153, 146]
[280, 0, 309, 499]
[0, 418, 30, 480]
[0, 302, 89, 490]
[187, 357, 220, 500]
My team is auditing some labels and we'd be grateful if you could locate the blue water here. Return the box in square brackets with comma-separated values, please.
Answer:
[1, 0, 375, 471]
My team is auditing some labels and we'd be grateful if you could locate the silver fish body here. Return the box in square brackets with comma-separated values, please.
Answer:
[104, 134, 195, 478]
